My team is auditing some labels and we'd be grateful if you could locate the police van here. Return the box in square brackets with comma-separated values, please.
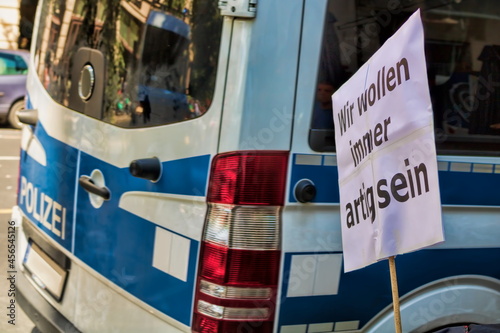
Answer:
[12, 0, 500, 332]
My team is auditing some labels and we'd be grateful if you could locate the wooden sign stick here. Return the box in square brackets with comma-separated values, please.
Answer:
[389, 256, 403, 333]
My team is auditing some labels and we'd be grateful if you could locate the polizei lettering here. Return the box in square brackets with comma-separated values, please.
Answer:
[19, 176, 67, 240]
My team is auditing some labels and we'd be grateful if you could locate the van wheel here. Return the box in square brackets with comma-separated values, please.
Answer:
[7, 100, 24, 129]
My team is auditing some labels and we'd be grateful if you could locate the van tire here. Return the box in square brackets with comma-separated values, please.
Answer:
[8, 100, 24, 129]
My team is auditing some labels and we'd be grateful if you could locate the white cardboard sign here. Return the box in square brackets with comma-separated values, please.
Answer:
[332, 10, 444, 272]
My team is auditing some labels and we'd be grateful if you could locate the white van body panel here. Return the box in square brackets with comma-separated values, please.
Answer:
[14, 0, 500, 332]
[219, 0, 303, 152]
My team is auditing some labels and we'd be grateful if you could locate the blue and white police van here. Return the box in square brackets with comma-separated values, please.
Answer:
[12, 0, 500, 332]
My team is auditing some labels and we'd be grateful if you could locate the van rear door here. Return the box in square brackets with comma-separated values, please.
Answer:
[22, 0, 228, 330]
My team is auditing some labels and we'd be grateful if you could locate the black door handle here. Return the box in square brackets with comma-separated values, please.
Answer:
[78, 175, 110, 200]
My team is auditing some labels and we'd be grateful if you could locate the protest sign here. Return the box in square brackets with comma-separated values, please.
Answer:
[332, 10, 444, 273]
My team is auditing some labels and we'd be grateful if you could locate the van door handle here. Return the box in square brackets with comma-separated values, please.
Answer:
[78, 175, 110, 200]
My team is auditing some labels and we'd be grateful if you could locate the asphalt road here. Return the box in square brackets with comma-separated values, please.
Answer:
[0, 126, 35, 333]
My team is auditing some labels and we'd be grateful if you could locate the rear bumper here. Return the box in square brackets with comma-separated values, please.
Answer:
[17, 270, 80, 333]
[13, 206, 189, 333]
[14, 205, 80, 333]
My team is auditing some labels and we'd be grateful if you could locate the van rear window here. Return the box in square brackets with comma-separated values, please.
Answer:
[311, 0, 500, 156]
[34, 0, 222, 128]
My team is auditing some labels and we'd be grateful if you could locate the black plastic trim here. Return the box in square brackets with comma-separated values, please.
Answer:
[294, 179, 317, 203]
[22, 218, 70, 270]
[309, 128, 336, 152]
[129, 157, 162, 181]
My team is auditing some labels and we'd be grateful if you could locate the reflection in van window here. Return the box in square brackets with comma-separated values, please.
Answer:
[311, 0, 500, 155]
[34, 0, 222, 128]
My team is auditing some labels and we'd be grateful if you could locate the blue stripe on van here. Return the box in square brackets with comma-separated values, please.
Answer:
[18, 123, 211, 326]
[278, 248, 500, 328]
[157, 154, 210, 196]
[18, 123, 79, 251]
[288, 154, 340, 203]
[438, 169, 500, 206]
[77, 150, 210, 197]
[288, 154, 500, 206]
[74, 203, 199, 325]
[75, 151, 210, 325]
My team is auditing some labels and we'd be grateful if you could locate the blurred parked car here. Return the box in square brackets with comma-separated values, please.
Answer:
[0, 49, 29, 129]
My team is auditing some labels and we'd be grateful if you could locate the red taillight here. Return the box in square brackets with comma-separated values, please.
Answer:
[198, 242, 280, 286]
[193, 151, 288, 333]
[207, 151, 288, 206]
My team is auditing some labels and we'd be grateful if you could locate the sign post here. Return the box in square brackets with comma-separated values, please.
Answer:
[389, 256, 402, 333]
[331, 9, 444, 332]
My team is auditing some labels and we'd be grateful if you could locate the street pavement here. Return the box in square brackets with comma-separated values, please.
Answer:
[0, 126, 35, 333]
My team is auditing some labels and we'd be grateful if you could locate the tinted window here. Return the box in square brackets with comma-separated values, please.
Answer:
[311, 0, 500, 155]
[34, 0, 222, 127]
